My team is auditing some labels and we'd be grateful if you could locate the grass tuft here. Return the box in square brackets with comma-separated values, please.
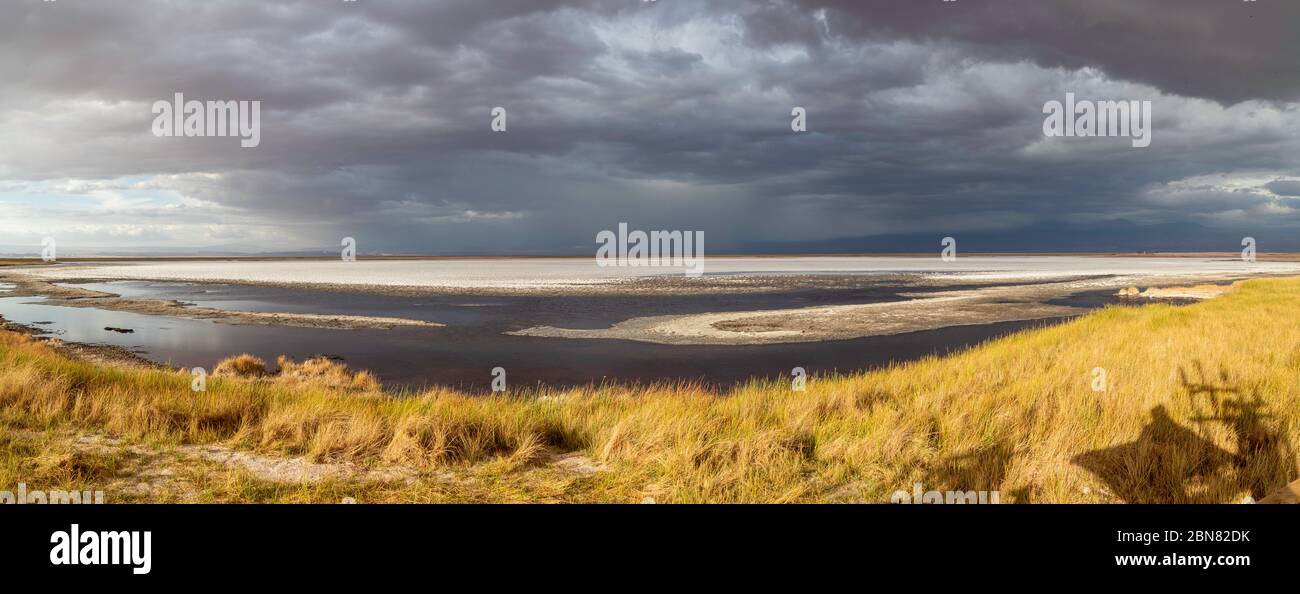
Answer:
[213, 354, 269, 378]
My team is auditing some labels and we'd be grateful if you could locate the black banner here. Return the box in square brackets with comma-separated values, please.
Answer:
[1, 504, 1289, 584]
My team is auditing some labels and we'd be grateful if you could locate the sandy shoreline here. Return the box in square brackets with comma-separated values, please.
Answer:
[0, 314, 164, 370]
[0, 274, 443, 331]
[509, 275, 1236, 345]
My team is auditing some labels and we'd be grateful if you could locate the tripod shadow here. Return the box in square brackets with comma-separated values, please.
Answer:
[1072, 362, 1296, 503]
[1181, 363, 1297, 499]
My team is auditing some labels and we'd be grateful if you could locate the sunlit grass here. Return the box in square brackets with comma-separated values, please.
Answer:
[2, 277, 1298, 503]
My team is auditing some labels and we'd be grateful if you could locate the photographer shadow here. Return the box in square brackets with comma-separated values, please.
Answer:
[1073, 362, 1297, 503]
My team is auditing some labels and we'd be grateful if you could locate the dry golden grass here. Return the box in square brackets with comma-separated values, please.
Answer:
[2, 276, 1300, 503]
[213, 353, 269, 378]
[274, 355, 380, 392]
[212, 353, 378, 391]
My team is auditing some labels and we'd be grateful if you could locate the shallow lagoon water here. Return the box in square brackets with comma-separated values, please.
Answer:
[0, 280, 1119, 391]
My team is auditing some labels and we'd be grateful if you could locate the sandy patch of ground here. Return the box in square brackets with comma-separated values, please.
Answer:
[510, 275, 1247, 345]
[7, 427, 613, 502]
[8, 429, 418, 500]
[1116, 282, 1239, 300]
[546, 452, 608, 476]
[510, 281, 1084, 344]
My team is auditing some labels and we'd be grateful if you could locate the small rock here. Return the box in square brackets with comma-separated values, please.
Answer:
[104, 327, 135, 334]
[640, 496, 656, 504]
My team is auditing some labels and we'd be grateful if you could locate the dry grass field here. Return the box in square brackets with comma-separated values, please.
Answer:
[3, 276, 1299, 503]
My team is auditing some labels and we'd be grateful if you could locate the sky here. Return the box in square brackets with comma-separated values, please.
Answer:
[2, 0, 1299, 255]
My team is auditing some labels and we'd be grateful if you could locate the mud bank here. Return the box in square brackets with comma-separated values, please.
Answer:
[510, 275, 1251, 345]
[0, 273, 443, 330]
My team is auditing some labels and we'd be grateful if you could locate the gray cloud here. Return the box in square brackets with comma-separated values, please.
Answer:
[785, 0, 1300, 105]
[1266, 179, 1300, 197]
[1, 0, 1298, 254]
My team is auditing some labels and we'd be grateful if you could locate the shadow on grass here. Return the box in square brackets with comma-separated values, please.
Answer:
[923, 442, 1027, 501]
[1073, 362, 1297, 503]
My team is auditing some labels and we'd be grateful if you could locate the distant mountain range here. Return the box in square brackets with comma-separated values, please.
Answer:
[744, 220, 1300, 254]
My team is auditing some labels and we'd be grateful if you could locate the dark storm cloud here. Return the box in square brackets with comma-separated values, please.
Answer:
[1, 0, 1298, 253]
[785, 0, 1300, 105]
